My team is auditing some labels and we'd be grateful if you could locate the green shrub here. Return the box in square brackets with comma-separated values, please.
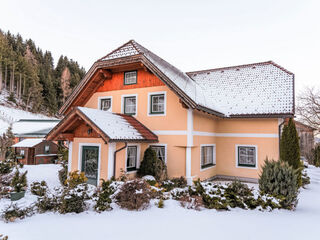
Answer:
[162, 177, 187, 191]
[301, 170, 310, 187]
[157, 198, 164, 208]
[0, 159, 14, 174]
[115, 180, 151, 210]
[31, 181, 48, 196]
[58, 161, 68, 186]
[10, 170, 27, 192]
[65, 171, 87, 188]
[310, 145, 320, 167]
[259, 159, 298, 209]
[59, 183, 88, 214]
[138, 147, 167, 181]
[94, 179, 115, 212]
[36, 194, 60, 213]
[1, 204, 34, 222]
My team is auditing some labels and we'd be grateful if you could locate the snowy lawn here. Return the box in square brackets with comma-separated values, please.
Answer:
[1, 164, 320, 240]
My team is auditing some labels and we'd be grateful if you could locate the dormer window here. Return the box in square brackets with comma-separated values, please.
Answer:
[124, 71, 137, 85]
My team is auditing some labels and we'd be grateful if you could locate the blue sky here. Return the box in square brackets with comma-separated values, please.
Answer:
[1, 0, 319, 92]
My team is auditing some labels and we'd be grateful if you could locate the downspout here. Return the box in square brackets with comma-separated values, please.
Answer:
[113, 142, 128, 178]
[278, 118, 286, 158]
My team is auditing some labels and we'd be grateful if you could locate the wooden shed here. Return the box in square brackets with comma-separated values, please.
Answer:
[12, 139, 59, 165]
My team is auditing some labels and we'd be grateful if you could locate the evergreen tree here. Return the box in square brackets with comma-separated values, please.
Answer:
[280, 118, 302, 186]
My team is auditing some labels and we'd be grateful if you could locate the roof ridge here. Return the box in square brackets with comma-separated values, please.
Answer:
[97, 40, 141, 62]
[186, 61, 293, 76]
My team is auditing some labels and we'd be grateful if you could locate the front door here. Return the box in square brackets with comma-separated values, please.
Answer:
[81, 146, 99, 186]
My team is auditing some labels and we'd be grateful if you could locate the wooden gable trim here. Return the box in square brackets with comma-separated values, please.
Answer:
[47, 108, 110, 143]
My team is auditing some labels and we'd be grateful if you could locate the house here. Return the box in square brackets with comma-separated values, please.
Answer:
[294, 120, 315, 158]
[47, 40, 294, 185]
[12, 139, 59, 165]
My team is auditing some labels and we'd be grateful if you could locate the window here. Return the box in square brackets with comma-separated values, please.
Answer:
[20, 149, 25, 156]
[150, 145, 166, 162]
[201, 145, 216, 169]
[100, 98, 112, 111]
[126, 146, 137, 172]
[237, 146, 257, 168]
[124, 71, 137, 85]
[124, 96, 136, 115]
[150, 94, 165, 114]
[44, 145, 50, 154]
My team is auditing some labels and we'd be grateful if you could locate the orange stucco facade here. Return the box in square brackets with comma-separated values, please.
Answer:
[68, 67, 281, 184]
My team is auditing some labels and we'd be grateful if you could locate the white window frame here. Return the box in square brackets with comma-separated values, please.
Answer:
[124, 71, 137, 85]
[78, 143, 102, 186]
[200, 144, 216, 171]
[125, 143, 141, 173]
[20, 149, 25, 156]
[44, 145, 50, 153]
[98, 96, 113, 112]
[147, 91, 167, 116]
[235, 145, 258, 169]
[121, 94, 138, 117]
[148, 143, 167, 164]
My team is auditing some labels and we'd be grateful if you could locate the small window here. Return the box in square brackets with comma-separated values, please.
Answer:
[150, 145, 166, 162]
[100, 98, 112, 111]
[237, 146, 256, 167]
[201, 145, 216, 169]
[124, 96, 136, 115]
[126, 146, 137, 172]
[150, 94, 165, 114]
[44, 145, 50, 154]
[124, 71, 137, 85]
[20, 149, 25, 156]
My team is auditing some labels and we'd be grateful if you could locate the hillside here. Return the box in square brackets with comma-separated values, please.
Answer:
[0, 30, 86, 115]
[0, 89, 56, 135]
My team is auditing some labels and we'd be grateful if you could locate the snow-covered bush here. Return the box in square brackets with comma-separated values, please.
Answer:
[10, 170, 27, 192]
[115, 179, 152, 210]
[94, 179, 116, 212]
[1, 204, 35, 222]
[0, 234, 8, 240]
[162, 177, 187, 191]
[65, 170, 87, 188]
[59, 183, 88, 214]
[138, 147, 167, 181]
[58, 161, 68, 186]
[301, 170, 310, 187]
[36, 192, 60, 213]
[30, 181, 48, 196]
[0, 159, 14, 174]
[259, 159, 298, 209]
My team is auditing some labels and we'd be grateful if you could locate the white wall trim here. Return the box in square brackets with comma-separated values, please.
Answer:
[147, 91, 167, 116]
[235, 144, 258, 169]
[152, 130, 278, 138]
[107, 142, 116, 179]
[125, 143, 141, 173]
[67, 141, 73, 173]
[148, 143, 168, 164]
[193, 131, 278, 138]
[121, 94, 138, 117]
[200, 144, 216, 172]
[186, 108, 193, 185]
[152, 130, 188, 135]
[78, 143, 102, 185]
[98, 96, 113, 112]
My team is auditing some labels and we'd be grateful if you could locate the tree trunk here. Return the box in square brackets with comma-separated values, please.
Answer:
[4, 62, 7, 90]
[19, 73, 22, 98]
[0, 58, 2, 91]
[10, 62, 15, 93]
[23, 75, 26, 96]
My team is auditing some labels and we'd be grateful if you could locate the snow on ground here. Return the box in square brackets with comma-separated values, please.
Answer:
[1, 165, 320, 240]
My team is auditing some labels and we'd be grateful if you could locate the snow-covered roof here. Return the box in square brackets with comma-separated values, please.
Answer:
[187, 62, 294, 116]
[0, 104, 58, 135]
[12, 119, 60, 137]
[12, 138, 44, 148]
[99, 40, 294, 117]
[78, 107, 147, 141]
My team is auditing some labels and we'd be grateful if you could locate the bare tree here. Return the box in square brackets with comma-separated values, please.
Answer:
[296, 87, 320, 131]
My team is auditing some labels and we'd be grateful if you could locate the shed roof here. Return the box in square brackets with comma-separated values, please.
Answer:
[12, 138, 44, 148]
